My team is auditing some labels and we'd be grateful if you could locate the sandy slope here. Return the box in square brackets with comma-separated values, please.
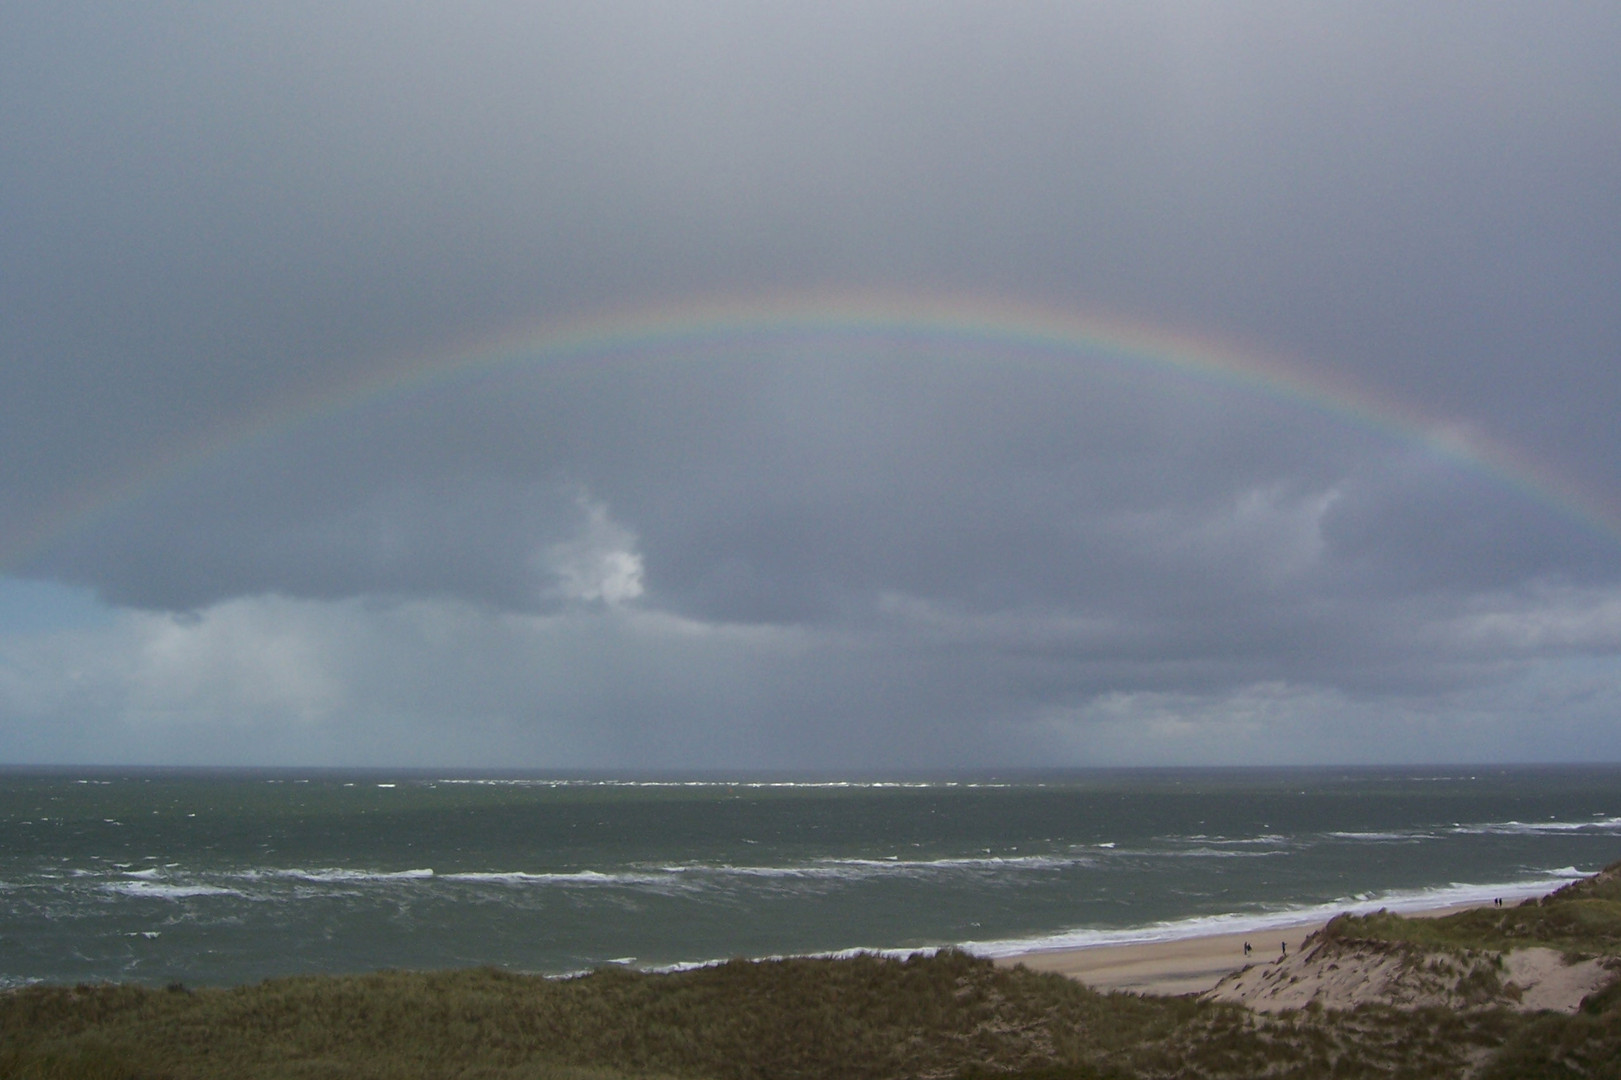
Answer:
[995, 902, 1490, 996]
[998, 899, 1618, 1012]
[1203, 939, 1617, 1013]
[996, 926, 1321, 996]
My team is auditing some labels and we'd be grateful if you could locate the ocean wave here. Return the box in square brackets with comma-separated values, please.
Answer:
[640, 944, 952, 975]
[1175, 834, 1292, 846]
[81, 851, 1159, 896]
[448, 854, 1086, 888]
[101, 881, 243, 900]
[1325, 831, 1433, 842]
[442, 869, 683, 888]
[433, 778, 1012, 789]
[652, 864, 857, 882]
[235, 867, 436, 884]
[811, 854, 1081, 873]
[1448, 816, 1621, 836]
[1108, 847, 1288, 860]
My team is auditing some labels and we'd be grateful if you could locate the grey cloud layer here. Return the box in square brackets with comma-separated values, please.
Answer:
[2, 2, 1619, 765]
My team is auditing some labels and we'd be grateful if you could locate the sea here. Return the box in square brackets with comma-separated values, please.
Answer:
[2, 765, 1619, 989]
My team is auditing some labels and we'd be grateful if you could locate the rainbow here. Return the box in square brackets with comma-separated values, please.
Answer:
[6, 292, 1618, 574]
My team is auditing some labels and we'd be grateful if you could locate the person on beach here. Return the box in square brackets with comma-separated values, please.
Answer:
[1281, 941, 1287, 957]
[1243, 941, 1251, 956]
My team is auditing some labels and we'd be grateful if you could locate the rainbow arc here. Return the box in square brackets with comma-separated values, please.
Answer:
[6, 293, 1616, 574]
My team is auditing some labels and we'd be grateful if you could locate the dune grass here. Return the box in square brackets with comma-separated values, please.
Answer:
[1312, 862, 1621, 1076]
[0, 953, 1538, 1080]
[1320, 863, 1621, 959]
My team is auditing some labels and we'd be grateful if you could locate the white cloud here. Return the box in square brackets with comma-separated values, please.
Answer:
[1441, 583, 1621, 653]
[537, 499, 645, 605]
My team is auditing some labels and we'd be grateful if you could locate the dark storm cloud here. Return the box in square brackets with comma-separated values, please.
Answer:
[2, 2, 1619, 765]
[31, 349, 1612, 700]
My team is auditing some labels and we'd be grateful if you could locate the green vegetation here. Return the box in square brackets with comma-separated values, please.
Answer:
[5, 863, 1620, 1080]
[1321, 863, 1621, 958]
[0, 954, 1500, 1080]
[1314, 862, 1621, 1076]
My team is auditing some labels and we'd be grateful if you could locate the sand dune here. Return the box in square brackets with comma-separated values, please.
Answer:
[1204, 940, 1617, 1014]
[999, 900, 1618, 1014]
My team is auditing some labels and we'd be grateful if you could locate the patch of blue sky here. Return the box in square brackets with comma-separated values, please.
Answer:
[0, 577, 116, 635]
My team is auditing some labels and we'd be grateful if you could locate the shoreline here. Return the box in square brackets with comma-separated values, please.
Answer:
[598, 878, 1577, 986]
[992, 900, 1501, 996]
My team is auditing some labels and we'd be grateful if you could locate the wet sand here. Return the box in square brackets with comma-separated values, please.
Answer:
[995, 902, 1493, 996]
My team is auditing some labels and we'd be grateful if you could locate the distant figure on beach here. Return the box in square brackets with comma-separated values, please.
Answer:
[1281, 941, 1287, 956]
[1495, 897, 1503, 907]
[1243, 941, 1251, 956]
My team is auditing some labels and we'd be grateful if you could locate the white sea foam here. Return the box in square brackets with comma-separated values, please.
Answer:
[1178, 834, 1291, 846]
[812, 854, 1080, 873]
[442, 860, 1037, 888]
[956, 869, 1590, 959]
[1449, 816, 1621, 836]
[457, 864, 825, 887]
[445, 854, 1091, 888]
[1326, 830, 1432, 842]
[237, 867, 436, 884]
[442, 869, 680, 888]
[667, 864, 851, 880]
[433, 778, 1016, 790]
[101, 881, 242, 900]
[1143, 847, 1288, 859]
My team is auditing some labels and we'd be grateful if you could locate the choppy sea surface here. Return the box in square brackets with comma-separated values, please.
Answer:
[2, 766, 1619, 988]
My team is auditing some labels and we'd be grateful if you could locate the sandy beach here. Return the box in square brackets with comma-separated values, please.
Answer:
[995, 902, 1493, 996]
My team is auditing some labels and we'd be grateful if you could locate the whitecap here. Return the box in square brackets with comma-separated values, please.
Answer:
[1326, 831, 1429, 842]
[101, 881, 242, 900]
[441, 869, 676, 888]
[1449, 816, 1621, 836]
[238, 867, 435, 884]
[1128, 847, 1288, 859]
[813, 853, 1078, 872]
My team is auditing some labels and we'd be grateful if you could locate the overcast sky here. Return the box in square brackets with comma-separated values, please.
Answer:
[2, 2, 1619, 769]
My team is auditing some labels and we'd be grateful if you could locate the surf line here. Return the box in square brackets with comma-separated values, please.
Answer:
[6, 291, 1618, 573]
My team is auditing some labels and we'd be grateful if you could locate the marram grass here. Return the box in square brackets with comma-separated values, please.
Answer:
[1322, 862, 1621, 959]
[4, 863, 1620, 1080]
